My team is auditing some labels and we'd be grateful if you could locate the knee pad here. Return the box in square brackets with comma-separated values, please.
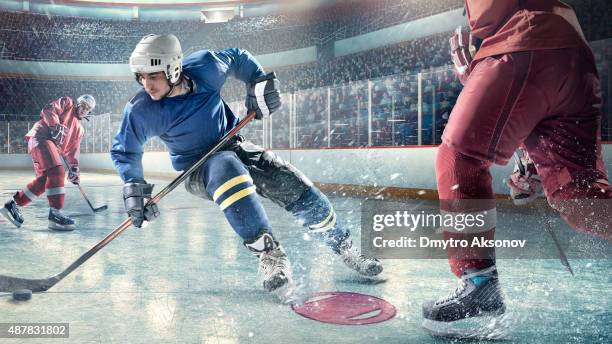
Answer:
[186, 151, 253, 201]
[201, 151, 271, 240]
[436, 143, 496, 227]
[185, 164, 212, 200]
[45, 165, 65, 189]
[436, 142, 494, 200]
[203, 151, 257, 210]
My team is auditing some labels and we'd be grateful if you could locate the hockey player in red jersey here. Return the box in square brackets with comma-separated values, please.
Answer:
[423, 0, 611, 338]
[1, 95, 96, 231]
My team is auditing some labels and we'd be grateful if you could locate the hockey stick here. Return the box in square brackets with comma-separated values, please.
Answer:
[78, 185, 108, 213]
[513, 151, 527, 176]
[540, 201, 575, 276]
[0, 111, 257, 293]
[60, 156, 108, 213]
[513, 152, 574, 276]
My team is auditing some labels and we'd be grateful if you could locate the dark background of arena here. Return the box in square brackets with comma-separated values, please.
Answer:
[0, 0, 610, 153]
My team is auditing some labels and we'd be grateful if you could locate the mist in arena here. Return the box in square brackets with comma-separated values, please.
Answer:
[0, 0, 611, 343]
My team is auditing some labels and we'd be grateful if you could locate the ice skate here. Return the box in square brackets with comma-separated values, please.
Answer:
[48, 208, 76, 231]
[338, 239, 383, 277]
[422, 266, 511, 339]
[244, 231, 292, 293]
[1, 196, 24, 228]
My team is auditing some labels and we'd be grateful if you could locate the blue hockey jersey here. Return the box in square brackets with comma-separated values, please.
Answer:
[111, 48, 265, 183]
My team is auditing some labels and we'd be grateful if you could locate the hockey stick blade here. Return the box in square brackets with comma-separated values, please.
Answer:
[0, 112, 257, 293]
[77, 183, 106, 213]
[60, 157, 108, 213]
[0, 218, 132, 293]
[93, 205, 108, 213]
[0, 275, 61, 293]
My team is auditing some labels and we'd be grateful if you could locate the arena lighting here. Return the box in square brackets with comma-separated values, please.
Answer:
[50, 0, 274, 7]
[201, 7, 235, 23]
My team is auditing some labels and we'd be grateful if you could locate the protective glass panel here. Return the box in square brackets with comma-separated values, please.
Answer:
[329, 80, 369, 147]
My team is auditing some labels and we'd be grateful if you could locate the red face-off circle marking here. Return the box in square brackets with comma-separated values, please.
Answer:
[291, 291, 396, 325]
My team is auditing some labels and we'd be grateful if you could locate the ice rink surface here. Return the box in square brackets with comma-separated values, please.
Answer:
[0, 170, 610, 344]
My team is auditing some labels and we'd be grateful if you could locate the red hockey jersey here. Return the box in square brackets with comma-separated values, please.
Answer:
[26, 96, 84, 166]
[465, 0, 590, 61]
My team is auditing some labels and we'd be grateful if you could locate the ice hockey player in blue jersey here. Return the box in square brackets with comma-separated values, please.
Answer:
[111, 34, 383, 295]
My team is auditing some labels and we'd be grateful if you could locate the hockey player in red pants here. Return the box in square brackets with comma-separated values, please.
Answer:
[422, 0, 611, 338]
[1, 95, 96, 231]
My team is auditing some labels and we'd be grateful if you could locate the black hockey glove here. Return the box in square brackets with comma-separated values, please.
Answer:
[245, 72, 281, 119]
[49, 124, 68, 146]
[123, 182, 160, 228]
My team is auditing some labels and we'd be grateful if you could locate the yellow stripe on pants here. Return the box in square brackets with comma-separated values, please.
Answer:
[219, 186, 257, 211]
[212, 175, 254, 202]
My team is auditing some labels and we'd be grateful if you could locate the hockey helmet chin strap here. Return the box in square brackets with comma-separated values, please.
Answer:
[161, 78, 178, 99]
[135, 71, 189, 99]
[163, 74, 193, 99]
[76, 104, 94, 121]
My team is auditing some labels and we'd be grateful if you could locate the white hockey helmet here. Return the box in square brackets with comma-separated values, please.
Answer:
[76, 94, 96, 111]
[129, 34, 183, 84]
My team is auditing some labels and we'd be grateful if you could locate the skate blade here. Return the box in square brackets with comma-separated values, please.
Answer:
[0, 208, 22, 228]
[422, 312, 513, 340]
[359, 264, 384, 278]
[48, 221, 76, 231]
[271, 280, 306, 305]
[351, 272, 388, 284]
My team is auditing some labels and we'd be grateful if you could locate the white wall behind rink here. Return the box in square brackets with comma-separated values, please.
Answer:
[3, 145, 611, 195]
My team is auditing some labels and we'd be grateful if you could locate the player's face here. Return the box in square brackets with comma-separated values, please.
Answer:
[139, 72, 170, 100]
[76, 103, 92, 119]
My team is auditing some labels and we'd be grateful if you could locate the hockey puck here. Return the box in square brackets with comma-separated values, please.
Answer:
[12, 289, 32, 301]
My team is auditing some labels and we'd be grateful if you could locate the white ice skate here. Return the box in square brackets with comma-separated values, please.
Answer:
[244, 231, 293, 295]
[338, 239, 383, 277]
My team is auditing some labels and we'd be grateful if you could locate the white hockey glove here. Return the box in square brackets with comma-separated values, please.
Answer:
[449, 26, 478, 85]
[508, 150, 543, 206]
[245, 72, 281, 120]
[67, 165, 80, 185]
[123, 182, 160, 228]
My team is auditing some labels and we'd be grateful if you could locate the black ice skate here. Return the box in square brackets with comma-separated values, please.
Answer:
[244, 231, 292, 292]
[422, 266, 510, 339]
[48, 208, 76, 231]
[1, 197, 24, 228]
[338, 239, 383, 277]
